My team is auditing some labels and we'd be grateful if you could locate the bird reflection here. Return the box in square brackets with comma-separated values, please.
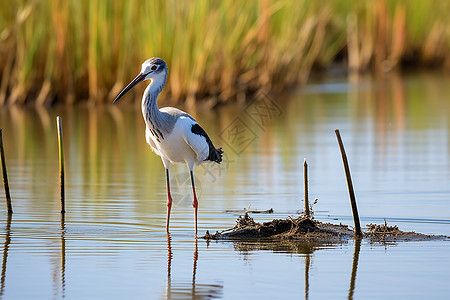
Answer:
[0, 214, 12, 299]
[166, 233, 172, 298]
[164, 235, 222, 299]
[192, 238, 198, 296]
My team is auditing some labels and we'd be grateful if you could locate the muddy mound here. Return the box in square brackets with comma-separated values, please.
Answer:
[203, 213, 449, 242]
[228, 214, 320, 238]
[365, 222, 446, 241]
[204, 213, 353, 241]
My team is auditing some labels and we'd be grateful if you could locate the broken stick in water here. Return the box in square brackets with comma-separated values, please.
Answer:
[303, 159, 310, 218]
[57, 117, 65, 214]
[335, 129, 362, 236]
[0, 129, 12, 214]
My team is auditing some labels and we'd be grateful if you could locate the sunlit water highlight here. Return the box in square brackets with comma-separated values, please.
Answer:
[0, 72, 449, 299]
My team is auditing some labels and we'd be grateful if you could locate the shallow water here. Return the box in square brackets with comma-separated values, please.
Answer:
[0, 71, 449, 299]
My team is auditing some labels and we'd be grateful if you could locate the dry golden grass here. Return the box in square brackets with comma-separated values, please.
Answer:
[1, 0, 450, 106]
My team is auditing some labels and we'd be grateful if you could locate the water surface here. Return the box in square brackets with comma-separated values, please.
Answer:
[0, 72, 449, 299]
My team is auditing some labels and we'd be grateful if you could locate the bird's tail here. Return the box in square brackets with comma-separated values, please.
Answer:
[209, 147, 223, 164]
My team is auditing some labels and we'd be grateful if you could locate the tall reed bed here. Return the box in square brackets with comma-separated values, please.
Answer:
[1, 0, 450, 106]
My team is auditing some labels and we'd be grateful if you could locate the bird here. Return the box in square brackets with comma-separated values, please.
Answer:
[113, 57, 223, 236]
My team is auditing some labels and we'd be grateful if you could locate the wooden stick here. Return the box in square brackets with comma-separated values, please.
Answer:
[335, 129, 362, 236]
[0, 130, 12, 214]
[57, 117, 65, 214]
[303, 159, 310, 218]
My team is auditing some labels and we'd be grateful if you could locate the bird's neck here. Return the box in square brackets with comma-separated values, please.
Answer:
[142, 77, 166, 128]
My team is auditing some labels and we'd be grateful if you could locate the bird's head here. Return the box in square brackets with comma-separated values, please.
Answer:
[113, 57, 167, 104]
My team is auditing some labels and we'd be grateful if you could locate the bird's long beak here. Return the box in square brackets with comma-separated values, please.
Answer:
[113, 72, 147, 104]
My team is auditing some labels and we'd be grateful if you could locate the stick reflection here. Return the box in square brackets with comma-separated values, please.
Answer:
[60, 214, 66, 299]
[52, 214, 66, 299]
[348, 238, 362, 300]
[0, 214, 12, 299]
[231, 238, 363, 299]
[304, 252, 310, 300]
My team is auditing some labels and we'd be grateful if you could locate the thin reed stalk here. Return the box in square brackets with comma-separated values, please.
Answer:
[335, 129, 362, 236]
[2, 1, 450, 105]
[0, 130, 12, 214]
[303, 159, 310, 218]
[56, 117, 65, 214]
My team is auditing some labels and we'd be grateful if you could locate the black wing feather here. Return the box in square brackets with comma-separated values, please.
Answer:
[191, 124, 223, 163]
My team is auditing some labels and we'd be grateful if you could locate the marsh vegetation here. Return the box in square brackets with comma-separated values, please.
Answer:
[2, 0, 450, 105]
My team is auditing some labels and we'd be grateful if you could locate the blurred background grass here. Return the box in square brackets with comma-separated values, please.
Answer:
[1, 0, 450, 106]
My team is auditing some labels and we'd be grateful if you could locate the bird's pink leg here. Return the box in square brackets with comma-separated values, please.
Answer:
[166, 169, 173, 232]
[190, 171, 198, 236]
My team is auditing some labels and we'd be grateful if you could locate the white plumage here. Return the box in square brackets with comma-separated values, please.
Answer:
[113, 57, 223, 235]
[146, 114, 209, 167]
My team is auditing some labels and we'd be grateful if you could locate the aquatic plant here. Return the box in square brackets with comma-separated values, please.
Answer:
[1, 0, 450, 105]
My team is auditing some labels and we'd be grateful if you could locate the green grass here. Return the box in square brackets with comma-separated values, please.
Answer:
[1, 0, 450, 105]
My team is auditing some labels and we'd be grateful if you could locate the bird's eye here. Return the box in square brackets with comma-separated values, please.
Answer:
[151, 65, 157, 71]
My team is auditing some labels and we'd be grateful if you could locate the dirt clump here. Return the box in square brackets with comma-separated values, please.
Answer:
[204, 213, 353, 241]
[366, 223, 401, 236]
[203, 213, 449, 242]
[365, 222, 446, 241]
